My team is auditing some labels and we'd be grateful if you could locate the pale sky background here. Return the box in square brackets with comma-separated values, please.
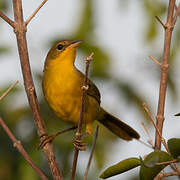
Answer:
[1, 0, 180, 179]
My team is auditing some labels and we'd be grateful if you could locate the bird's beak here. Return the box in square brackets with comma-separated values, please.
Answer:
[69, 40, 82, 48]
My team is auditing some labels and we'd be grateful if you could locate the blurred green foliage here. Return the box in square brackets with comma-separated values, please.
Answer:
[0, 0, 7, 11]
[143, 1, 167, 42]
[0, 0, 180, 180]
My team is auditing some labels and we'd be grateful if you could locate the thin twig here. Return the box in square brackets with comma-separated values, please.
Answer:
[71, 52, 94, 180]
[143, 103, 169, 153]
[25, 0, 48, 26]
[155, 0, 176, 150]
[149, 55, 161, 66]
[84, 126, 99, 180]
[173, 3, 180, 25]
[174, 163, 180, 176]
[0, 80, 18, 101]
[137, 139, 153, 149]
[156, 159, 179, 166]
[141, 122, 154, 148]
[0, 117, 48, 180]
[12, 0, 63, 179]
[0, 11, 15, 27]
[155, 16, 166, 28]
[155, 171, 179, 180]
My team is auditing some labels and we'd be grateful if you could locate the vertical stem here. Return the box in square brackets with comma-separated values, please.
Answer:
[70, 75, 88, 180]
[71, 150, 79, 180]
[84, 126, 99, 180]
[155, 0, 176, 150]
[13, 0, 45, 135]
[71, 53, 94, 180]
[71, 86, 87, 180]
[12, 0, 63, 179]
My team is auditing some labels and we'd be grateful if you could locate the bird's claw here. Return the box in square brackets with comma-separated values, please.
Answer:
[38, 133, 55, 149]
[73, 133, 87, 151]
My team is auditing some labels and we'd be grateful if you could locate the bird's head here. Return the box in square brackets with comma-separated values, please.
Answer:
[44, 40, 82, 69]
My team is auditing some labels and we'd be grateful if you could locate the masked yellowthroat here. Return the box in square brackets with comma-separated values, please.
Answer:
[42, 40, 139, 141]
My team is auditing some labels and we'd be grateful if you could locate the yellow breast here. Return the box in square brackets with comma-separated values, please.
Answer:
[42, 59, 99, 125]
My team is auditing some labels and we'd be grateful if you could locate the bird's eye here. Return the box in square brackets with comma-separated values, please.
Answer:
[57, 44, 64, 50]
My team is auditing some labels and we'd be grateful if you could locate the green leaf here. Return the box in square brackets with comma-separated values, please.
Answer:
[168, 138, 180, 158]
[100, 158, 141, 179]
[140, 150, 173, 180]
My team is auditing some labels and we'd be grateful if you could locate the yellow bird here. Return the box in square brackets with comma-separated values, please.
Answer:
[42, 40, 140, 141]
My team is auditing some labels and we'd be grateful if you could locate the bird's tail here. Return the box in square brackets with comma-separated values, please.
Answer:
[97, 108, 140, 140]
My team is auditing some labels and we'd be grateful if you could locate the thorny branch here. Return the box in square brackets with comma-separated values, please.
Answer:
[0, 0, 63, 179]
[154, 0, 178, 150]
[13, 0, 62, 179]
[146, 1, 180, 178]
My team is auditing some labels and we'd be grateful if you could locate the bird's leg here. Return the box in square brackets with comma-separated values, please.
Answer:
[73, 123, 92, 150]
[73, 132, 90, 151]
[39, 126, 77, 149]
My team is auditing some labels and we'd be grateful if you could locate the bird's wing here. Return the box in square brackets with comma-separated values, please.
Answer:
[76, 69, 101, 105]
[87, 79, 101, 105]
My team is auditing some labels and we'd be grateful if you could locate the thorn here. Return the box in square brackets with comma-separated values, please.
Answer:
[155, 16, 166, 29]
[149, 55, 161, 66]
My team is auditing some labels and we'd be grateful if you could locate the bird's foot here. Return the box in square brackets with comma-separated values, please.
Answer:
[38, 126, 77, 149]
[73, 132, 89, 151]
[38, 133, 56, 149]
